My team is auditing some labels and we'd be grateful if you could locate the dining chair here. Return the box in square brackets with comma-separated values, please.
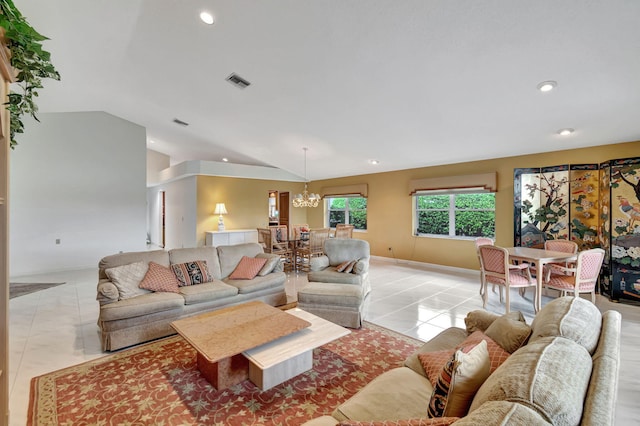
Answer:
[474, 238, 494, 297]
[296, 228, 330, 271]
[334, 224, 355, 239]
[258, 227, 293, 271]
[479, 245, 537, 313]
[544, 248, 605, 303]
[543, 239, 579, 282]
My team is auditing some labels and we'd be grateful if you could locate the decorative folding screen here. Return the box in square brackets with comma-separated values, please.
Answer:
[514, 157, 640, 304]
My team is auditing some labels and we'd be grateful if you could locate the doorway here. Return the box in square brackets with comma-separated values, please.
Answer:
[159, 191, 166, 248]
[279, 192, 290, 229]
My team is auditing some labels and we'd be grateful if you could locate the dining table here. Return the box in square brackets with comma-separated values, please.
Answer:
[505, 246, 578, 312]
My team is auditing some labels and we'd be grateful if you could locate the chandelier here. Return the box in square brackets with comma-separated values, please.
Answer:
[293, 147, 321, 208]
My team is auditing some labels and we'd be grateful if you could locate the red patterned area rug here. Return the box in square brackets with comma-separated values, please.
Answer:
[28, 322, 422, 425]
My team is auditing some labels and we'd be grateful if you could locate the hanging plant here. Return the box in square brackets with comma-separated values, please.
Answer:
[0, 0, 60, 148]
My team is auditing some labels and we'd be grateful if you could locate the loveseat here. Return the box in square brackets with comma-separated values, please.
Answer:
[97, 243, 287, 351]
[303, 296, 621, 425]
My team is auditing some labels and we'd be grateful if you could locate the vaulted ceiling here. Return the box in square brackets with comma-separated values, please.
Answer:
[15, 0, 640, 180]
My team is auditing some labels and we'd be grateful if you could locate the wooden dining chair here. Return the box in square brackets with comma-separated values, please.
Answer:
[296, 228, 330, 271]
[544, 248, 605, 303]
[334, 224, 355, 239]
[479, 245, 537, 313]
[258, 227, 293, 271]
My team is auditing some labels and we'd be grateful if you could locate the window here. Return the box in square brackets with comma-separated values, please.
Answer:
[327, 197, 367, 230]
[414, 192, 495, 238]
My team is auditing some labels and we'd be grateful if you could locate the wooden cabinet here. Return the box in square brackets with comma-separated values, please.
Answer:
[205, 229, 259, 247]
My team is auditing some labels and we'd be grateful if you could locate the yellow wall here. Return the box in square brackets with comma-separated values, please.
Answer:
[305, 141, 640, 270]
[196, 176, 308, 247]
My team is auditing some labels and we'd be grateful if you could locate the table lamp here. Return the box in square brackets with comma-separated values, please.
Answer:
[214, 203, 228, 231]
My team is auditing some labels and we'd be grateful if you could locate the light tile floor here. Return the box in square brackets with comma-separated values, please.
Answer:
[8, 258, 640, 425]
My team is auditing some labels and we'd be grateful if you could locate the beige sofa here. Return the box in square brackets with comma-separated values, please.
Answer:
[97, 243, 287, 351]
[303, 296, 621, 425]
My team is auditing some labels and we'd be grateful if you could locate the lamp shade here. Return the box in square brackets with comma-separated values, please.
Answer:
[214, 203, 228, 215]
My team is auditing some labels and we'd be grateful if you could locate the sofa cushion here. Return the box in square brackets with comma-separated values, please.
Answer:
[333, 367, 433, 422]
[217, 243, 264, 278]
[99, 249, 169, 280]
[169, 247, 222, 280]
[484, 315, 531, 353]
[139, 261, 180, 293]
[469, 336, 592, 425]
[427, 340, 490, 418]
[105, 261, 151, 300]
[453, 401, 550, 425]
[298, 282, 364, 308]
[229, 256, 267, 280]
[172, 260, 214, 286]
[308, 269, 364, 285]
[223, 272, 285, 294]
[256, 253, 280, 276]
[464, 310, 525, 334]
[99, 292, 185, 322]
[179, 281, 239, 305]
[529, 296, 602, 354]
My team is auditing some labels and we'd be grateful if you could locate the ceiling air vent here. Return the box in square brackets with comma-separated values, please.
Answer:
[226, 73, 251, 89]
[173, 118, 189, 126]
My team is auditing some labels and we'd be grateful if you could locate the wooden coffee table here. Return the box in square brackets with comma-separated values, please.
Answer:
[171, 301, 311, 390]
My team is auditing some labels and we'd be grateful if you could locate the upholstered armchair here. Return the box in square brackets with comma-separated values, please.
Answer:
[308, 239, 371, 295]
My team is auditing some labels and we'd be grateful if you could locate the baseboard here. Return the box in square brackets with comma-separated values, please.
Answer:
[370, 255, 478, 277]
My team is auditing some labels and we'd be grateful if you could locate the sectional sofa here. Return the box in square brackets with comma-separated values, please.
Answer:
[97, 243, 287, 351]
[303, 296, 621, 425]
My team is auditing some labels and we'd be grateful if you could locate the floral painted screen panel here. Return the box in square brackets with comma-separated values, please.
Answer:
[599, 162, 613, 298]
[610, 157, 640, 303]
[516, 166, 570, 246]
[569, 165, 600, 250]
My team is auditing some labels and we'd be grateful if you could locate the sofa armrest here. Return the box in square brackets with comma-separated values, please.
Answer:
[310, 255, 330, 271]
[97, 280, 119, 305]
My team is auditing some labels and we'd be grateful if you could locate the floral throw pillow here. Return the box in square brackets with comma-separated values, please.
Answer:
[171, 260, 213, 286]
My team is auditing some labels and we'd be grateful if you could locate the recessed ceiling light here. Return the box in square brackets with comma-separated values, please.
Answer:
[537, 80, 557, 92]
[222, 157, 228, 162]
[557, 128, 574, 136]
[369, 159, 380, 165]
[200, 11, 215, 25]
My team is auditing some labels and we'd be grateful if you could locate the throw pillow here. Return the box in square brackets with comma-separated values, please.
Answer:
[171, 260, 213, 286]
[336, 260, 352, 272]
[464, 310, 525, 334]
[484, 315, 532, 353]
[344, 260, 357, 273]
[419, 349, 456, 387]
[105, 261, 151, 300]
[255, 253, 279, 276]
[139, 261, 180, 293]
[459, 331, 510, 373]
[338, 418, 460, 426]
[229, 256, 268, 280]
[427, 340, 490, 418]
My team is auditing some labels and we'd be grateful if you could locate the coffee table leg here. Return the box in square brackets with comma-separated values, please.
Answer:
[197, 352, 249, 390]
[249, 350, 313, 391]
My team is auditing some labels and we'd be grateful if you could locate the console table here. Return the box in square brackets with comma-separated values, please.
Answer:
[205, 229, 258, 247]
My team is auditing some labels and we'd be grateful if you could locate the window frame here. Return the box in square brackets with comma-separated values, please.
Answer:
[325, 195, 368, 231]
[413, 190, 495, 239]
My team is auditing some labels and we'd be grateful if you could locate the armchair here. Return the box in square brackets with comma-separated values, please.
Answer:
[308, 238, 371, 295]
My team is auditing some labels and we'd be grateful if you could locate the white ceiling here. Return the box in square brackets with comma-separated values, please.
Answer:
[15, 0, 640, 181]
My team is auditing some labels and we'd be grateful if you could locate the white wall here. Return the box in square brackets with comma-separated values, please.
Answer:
[147, 176, 197, 250]
[10, 112, 148, 276]
[146, 149, 170, 186]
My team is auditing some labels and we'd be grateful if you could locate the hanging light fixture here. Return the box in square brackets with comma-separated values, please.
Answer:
[293, 147, 321, 208]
